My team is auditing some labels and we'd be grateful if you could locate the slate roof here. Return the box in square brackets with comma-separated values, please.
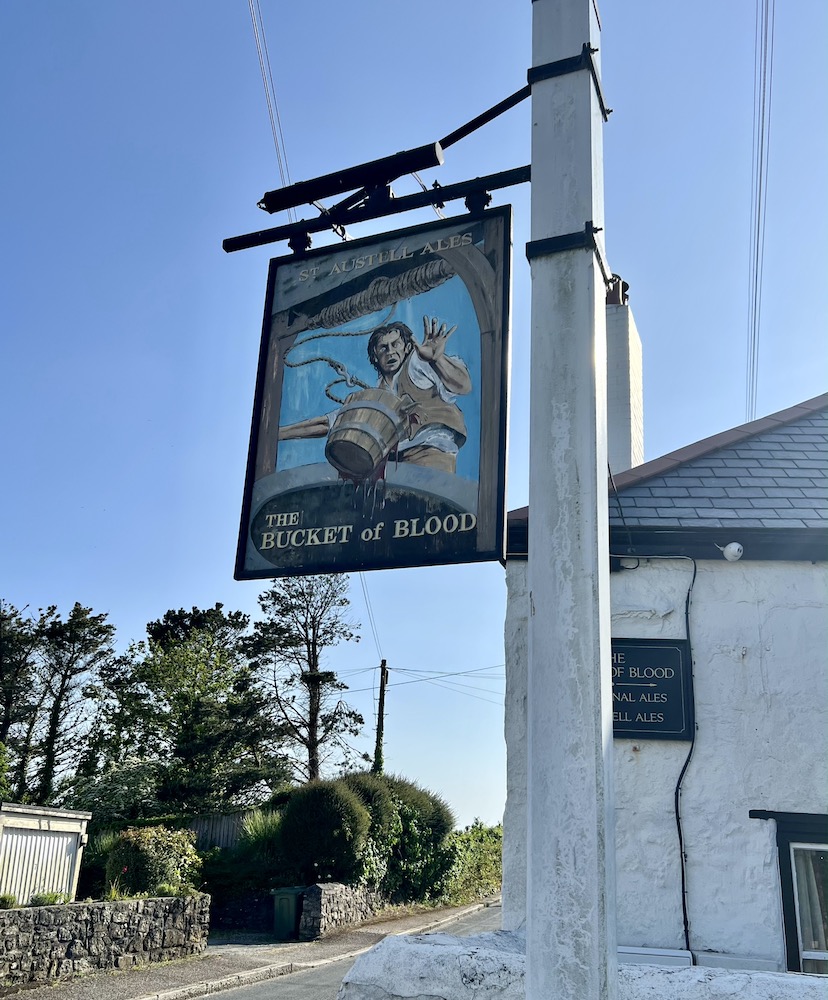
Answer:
[609, 394, 828, 530]
[507, 393, 828, 560]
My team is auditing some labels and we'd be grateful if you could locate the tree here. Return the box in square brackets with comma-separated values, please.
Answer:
[247, 575, 366, 782]
[0, 601, 115, 804]
[0, 601, 39, 750]
[74, 604, 291, 816]
[0, 742, 12, 801]
[145, 603, 252, 653]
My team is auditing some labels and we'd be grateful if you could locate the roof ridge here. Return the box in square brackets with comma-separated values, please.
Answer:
[610, 393, 828, 491]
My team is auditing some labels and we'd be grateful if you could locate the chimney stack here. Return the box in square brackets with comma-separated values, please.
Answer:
[606, 276, 644, 475]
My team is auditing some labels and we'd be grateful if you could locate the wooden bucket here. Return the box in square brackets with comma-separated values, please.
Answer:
[325, 388, 411, 480]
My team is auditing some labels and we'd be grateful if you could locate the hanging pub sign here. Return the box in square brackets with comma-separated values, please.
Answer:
[235, 208, 511, 579]
[611, 638, 695, 741]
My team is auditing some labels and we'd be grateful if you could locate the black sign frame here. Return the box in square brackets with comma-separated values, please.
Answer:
[611, 637, 695, 741]
[235, 208, 511, 580]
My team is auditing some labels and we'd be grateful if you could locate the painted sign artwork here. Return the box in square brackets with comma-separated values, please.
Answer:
[236, 208, 511, 579]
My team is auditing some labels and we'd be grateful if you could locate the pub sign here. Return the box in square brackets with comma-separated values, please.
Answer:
[235, 209, 511, 579]
[611, 638, 695, 741]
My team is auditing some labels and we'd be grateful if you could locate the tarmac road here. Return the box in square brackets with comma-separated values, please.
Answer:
[203, 903, 503, 1000]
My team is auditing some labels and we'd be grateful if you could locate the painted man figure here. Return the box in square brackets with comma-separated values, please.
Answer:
[279, 317, 471, 474]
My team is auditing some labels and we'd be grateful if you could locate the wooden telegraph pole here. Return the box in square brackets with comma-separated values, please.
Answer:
[372, 659, 389, 774]
[526, 0, 617, 998]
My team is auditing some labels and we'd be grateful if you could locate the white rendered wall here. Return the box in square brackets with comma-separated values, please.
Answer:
[606, 303, 644, 475]
[503, 559, 528, 931]
[503, 556, 828, 968]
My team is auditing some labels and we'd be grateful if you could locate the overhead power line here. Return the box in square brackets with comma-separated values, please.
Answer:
[247, 0, 295, 222]
[346, 664, 505, 708]
[745, 0, 776, 422]
[358, 573, 383, 662]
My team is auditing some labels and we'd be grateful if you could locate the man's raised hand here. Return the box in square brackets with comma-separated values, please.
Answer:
[414, 316, 458, 363]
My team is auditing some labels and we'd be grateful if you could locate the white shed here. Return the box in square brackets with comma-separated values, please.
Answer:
[0, 802, 91, 905]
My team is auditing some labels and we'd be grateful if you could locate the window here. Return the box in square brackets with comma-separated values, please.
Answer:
[750, 810, 828, 974]
[791, 844, 828, 974]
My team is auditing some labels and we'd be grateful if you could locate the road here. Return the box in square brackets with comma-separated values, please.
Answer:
[214, 903, 503, 1000]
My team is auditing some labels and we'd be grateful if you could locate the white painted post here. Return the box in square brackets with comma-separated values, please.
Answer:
[526, 0, 617, 998]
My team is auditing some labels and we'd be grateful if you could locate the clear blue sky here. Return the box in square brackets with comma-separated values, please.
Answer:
[2, 2, 826, 827]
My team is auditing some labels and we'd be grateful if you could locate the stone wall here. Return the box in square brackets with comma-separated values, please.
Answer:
[299, 883, 381, 940]
[0, 893, 210, 986]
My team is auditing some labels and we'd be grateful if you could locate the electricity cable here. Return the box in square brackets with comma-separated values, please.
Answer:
[247, 0, 296, 223]
[392, 671, 505, 697]
[346, 664, 505, 696]
[417, 678, 503, 707]
[745, 0, 776, 421]
[411, 171, 445, 220]
[397, 663, 506, 679]
[358, 573, 383, 662]
[608, 462, 635, 553]
[611, 551, 699, 960]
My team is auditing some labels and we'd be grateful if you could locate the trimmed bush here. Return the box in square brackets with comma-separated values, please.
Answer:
[105, 826, 201, 896]
[380, 775, 456, 902]
[382, 775, 454, 841]
[278, 780, 370, 884]
[0, 893, 16, 909]
[341, 772, 402, 889]
[265, 786, 296, 811]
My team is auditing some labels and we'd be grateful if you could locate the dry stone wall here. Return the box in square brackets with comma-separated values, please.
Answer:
[299, 883, 381, 939]
[0, 894, 210, 986]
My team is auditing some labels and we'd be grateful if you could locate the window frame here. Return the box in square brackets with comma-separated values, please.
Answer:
[790, 842, 828, 971]
[750, 810, 828, 973]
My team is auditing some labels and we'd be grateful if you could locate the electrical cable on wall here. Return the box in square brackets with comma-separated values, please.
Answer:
[608, 463, 635, 553]
[674, 556, 698, 960]
[611, 550, 699, 960]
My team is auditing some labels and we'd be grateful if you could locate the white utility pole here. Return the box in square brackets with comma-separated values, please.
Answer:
[526, 0, 617, 997]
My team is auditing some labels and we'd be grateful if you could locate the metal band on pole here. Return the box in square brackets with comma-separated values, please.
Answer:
[527, 43, 613, 121]
[525, 221, 613, 286]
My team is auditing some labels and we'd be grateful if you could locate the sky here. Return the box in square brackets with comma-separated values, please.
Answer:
[2, 1, 826, 828]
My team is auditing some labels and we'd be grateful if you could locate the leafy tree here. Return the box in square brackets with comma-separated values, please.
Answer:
[247, 575, 366, 782]
[0, 601, 40, 748]
[58, 758, 164, 828]
[0, 742, 12, 801]
[146, 603, 252, 653]
[380, 775, 456, 902]
[0, 601, 114, 804]
[74, 605, 291, 816]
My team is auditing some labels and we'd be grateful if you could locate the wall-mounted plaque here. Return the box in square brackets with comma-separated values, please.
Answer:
[611, 638, 694, 741]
